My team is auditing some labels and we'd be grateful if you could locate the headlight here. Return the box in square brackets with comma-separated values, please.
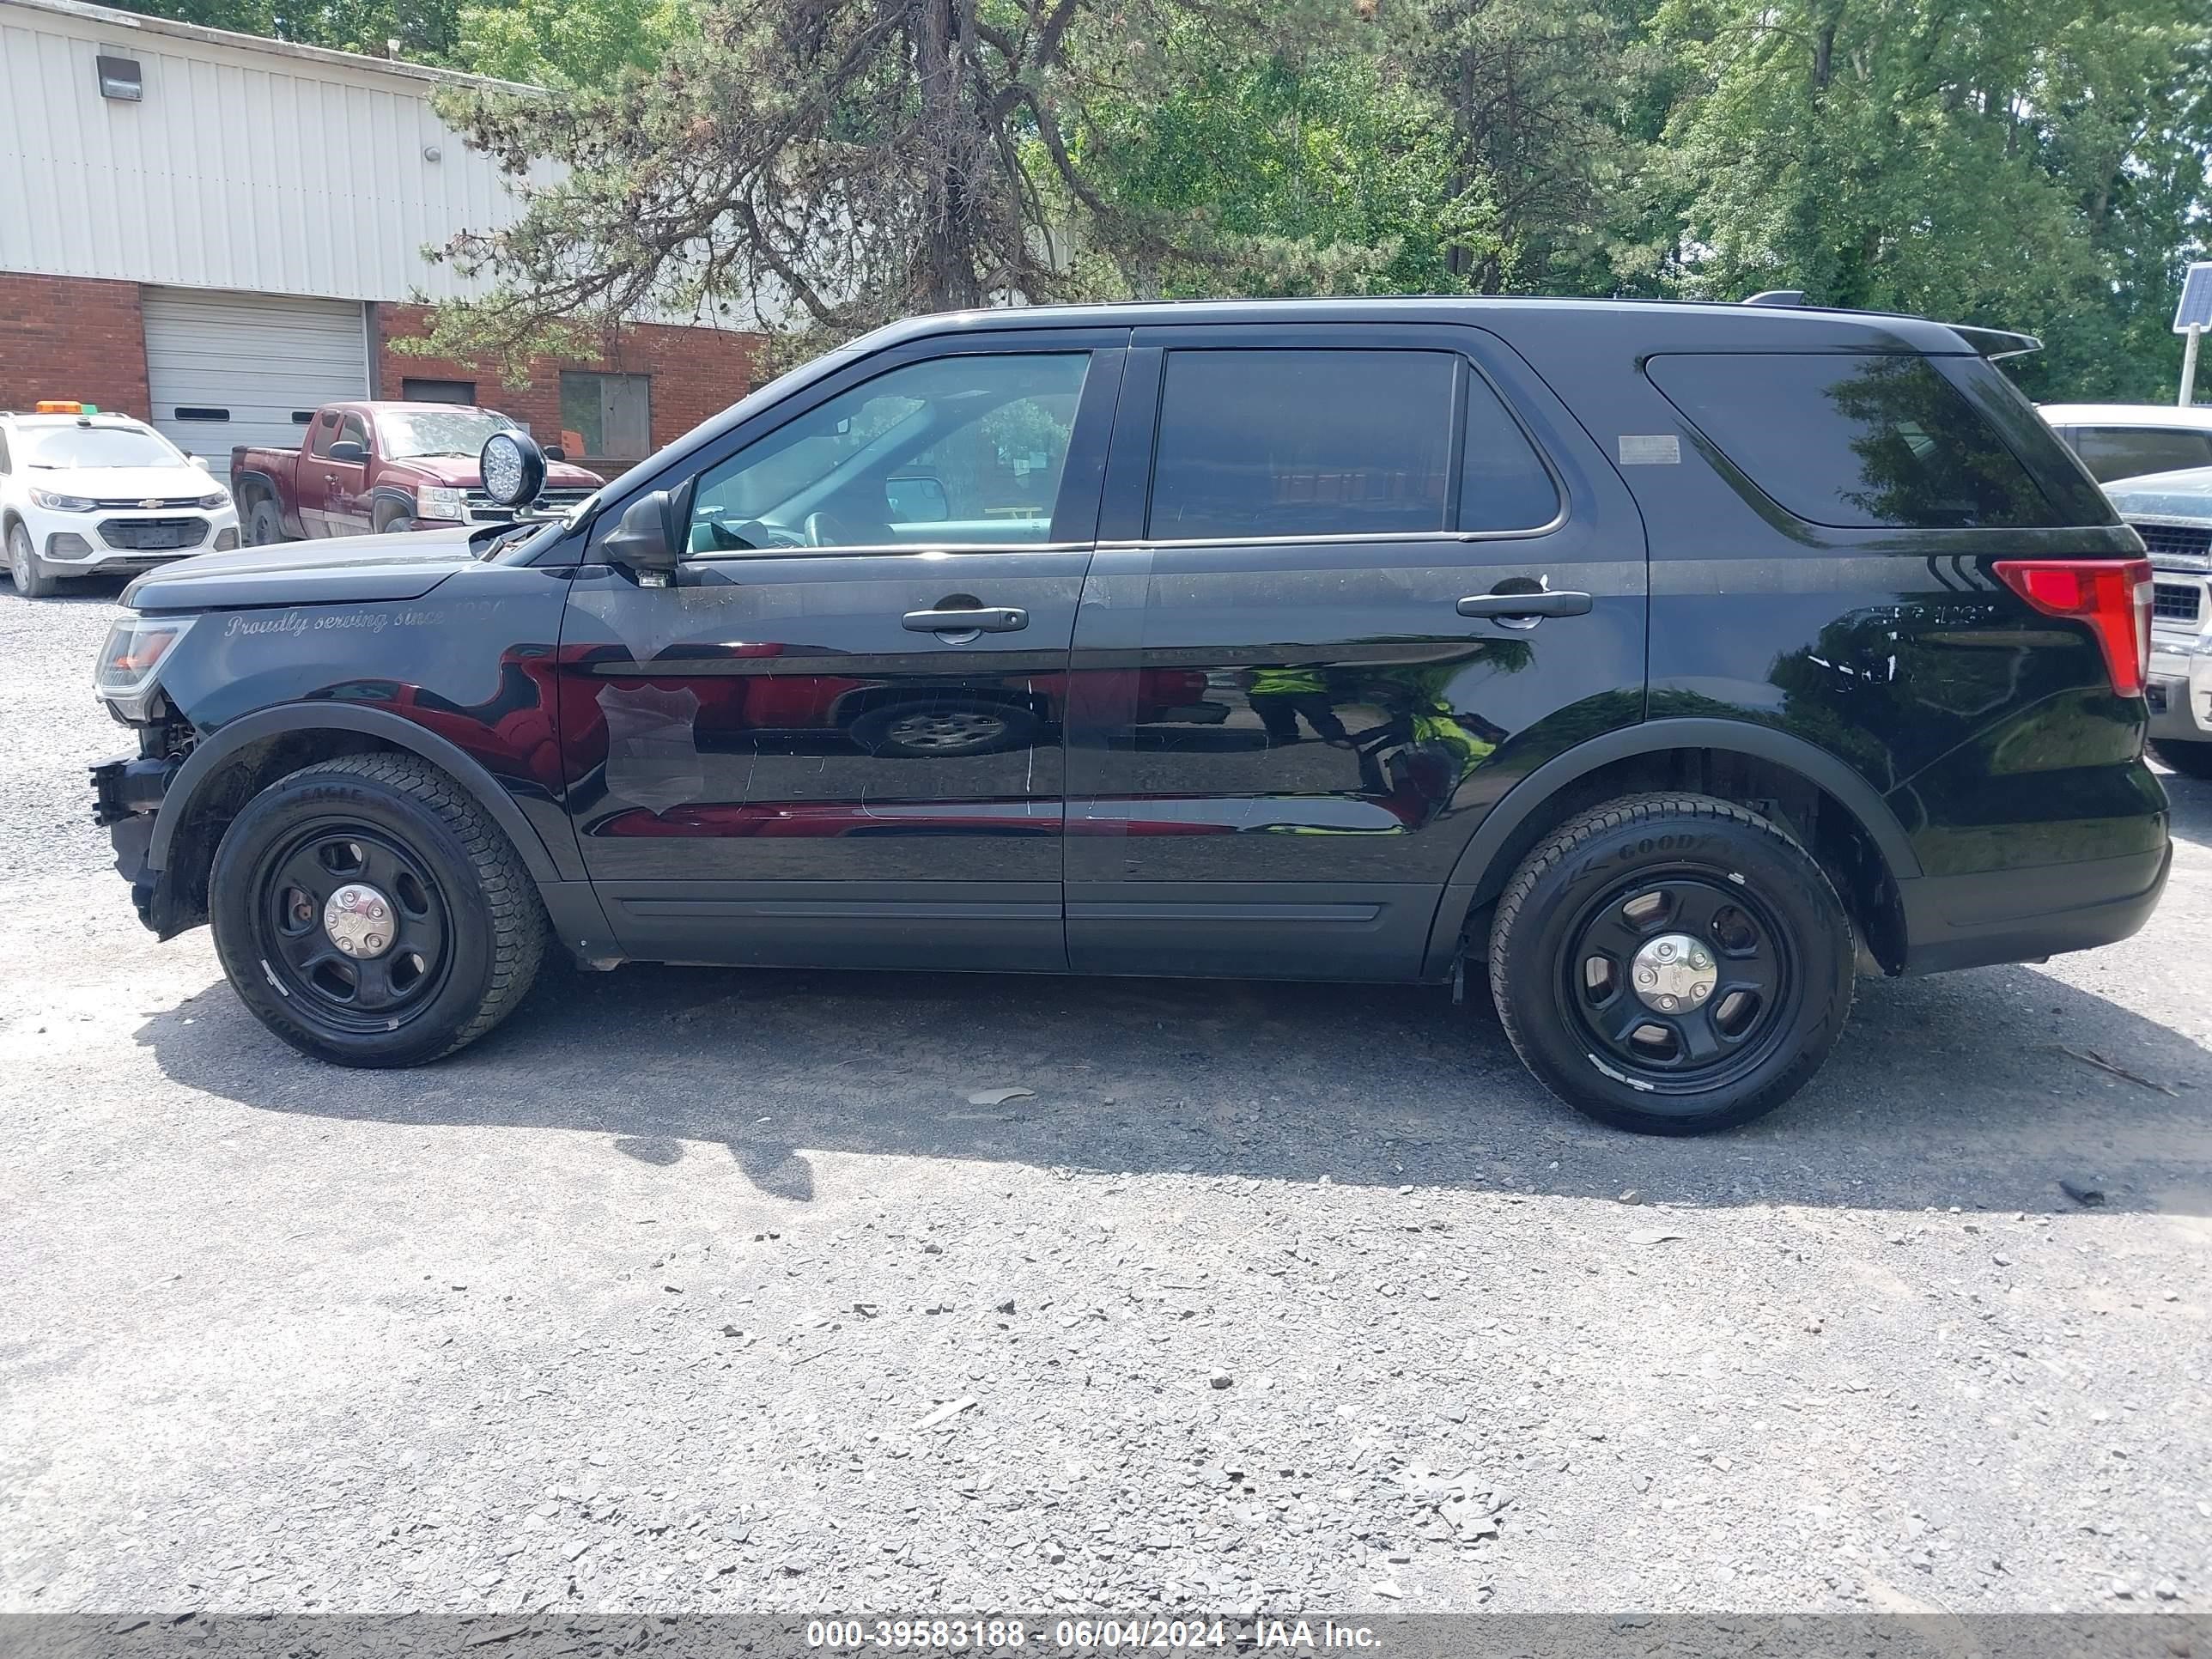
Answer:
[198, 490, 230, 510]
[416, 485, 467, 520]
[31, 487, 96, 512]
[94, 613, 194, 721]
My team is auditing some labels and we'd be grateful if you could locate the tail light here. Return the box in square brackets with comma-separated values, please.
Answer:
[1993, 558, 2154, 698]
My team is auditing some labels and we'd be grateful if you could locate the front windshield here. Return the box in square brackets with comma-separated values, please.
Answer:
[22, 425, 184, 469]
[381, 409, 518, 460]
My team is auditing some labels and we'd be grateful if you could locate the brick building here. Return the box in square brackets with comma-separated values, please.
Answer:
[0, 0, 763, 477]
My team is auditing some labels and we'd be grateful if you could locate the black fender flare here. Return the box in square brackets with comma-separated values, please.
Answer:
[149, 702, 563, 888]
[369, 485, 422, 526]
[1419, 717, 1922, 975]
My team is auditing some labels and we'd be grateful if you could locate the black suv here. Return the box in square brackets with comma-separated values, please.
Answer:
[88, 298, 2170, 1133]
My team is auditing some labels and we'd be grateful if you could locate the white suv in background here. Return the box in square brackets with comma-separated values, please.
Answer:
[1, 407, 240, 598]
[2039, 402, 2212, 484]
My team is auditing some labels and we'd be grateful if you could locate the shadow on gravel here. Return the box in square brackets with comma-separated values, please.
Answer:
[135, 928, 2209, 1216]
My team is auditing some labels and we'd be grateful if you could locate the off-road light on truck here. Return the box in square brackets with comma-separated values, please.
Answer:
[479, 429, 546, 509]
[93, 614, 195, 721]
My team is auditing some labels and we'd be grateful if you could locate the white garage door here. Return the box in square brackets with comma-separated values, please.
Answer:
[142, 289, 370, 459]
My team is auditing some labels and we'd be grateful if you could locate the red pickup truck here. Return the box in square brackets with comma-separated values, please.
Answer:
[231, 401, 605, 544]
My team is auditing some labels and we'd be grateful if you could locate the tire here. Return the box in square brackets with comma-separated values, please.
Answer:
[2151, 738, 2212, 781]
[209, 753, 550, 1067]
[1487, 793, 1856, 1135]
[247, 499, 287, 547]
[848, 698, 1036, 759]
[7, 520, 57, 598]
[374, 507, 416, 536]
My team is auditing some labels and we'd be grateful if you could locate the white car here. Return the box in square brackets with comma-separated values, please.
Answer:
[2039, 402, 2212, 485]
[2, 406, 240, 598]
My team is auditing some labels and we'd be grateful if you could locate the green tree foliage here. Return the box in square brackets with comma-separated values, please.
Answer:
[104, 0, 2211, 395]
[1648, 0, 2211, 396]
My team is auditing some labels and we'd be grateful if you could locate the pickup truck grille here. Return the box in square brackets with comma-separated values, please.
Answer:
[98, 516, 208, 551]
[2152, 582, 2203, 624]
[2129, 520, 2212, 568]
[463, 488, 594, 517]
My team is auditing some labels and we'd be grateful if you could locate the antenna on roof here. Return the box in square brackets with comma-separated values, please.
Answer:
[1743, 290, 1806, 307]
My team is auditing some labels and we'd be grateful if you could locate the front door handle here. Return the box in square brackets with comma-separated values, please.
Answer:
[1456, 590, 1594, 620]
[902, 607, 1028, 635]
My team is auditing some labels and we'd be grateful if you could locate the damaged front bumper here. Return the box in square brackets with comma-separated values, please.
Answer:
[90, 756, 182, 935]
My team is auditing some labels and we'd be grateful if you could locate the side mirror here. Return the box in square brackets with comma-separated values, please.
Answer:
[187, 453, 210, 470]
[479, 428, 547, 507]
[544, 443, 567, 463]
[328, 440, 368, 464]
[600, 489, 684, 586]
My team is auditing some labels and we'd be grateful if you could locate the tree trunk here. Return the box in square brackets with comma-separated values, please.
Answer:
[915, 0, 981, 311]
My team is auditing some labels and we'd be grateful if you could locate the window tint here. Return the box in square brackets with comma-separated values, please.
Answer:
[0, 431, 10, 474]
[309, 414, 337, 458]
[1461, 372, 1559, 531]
[1150, 350, 1455, 539]
[688, 352, 1091, 553]
[337, 414, 370, 452]
[1647, 353, 2058, 529]
[2069, 426, 2212, 484]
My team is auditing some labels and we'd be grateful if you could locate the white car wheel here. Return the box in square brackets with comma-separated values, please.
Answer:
[7, 521, 56, 599]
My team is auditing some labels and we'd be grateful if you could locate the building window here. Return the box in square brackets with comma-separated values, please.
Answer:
[561, 372, 652, 466]
[402, 378, 477, 406]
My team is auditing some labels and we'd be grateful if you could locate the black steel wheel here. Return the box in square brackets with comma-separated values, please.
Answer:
[1488, 793, 1855, 1133]
[210, 753, 550, 1066]
[252, 825, 453, 1033]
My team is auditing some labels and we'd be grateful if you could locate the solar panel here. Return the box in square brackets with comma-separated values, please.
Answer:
[2176, 263, 2212, 332]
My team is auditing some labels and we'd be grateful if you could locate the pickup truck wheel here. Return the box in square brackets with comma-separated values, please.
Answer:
[7, 521, 56, 598]
[2151, 738, 2212, 781]
[374, 507, 416, 535]
[209, 754, 550, 1067]
[848, 699, 1035, 758]
[1487, 793, 1855, 1135]
[246, 500, 286, 546]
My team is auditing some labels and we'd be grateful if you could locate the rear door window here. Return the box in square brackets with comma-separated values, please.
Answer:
[2069, 425, 2212, 484]
[1647, 353, 2061, 529]
[1149, 349, 1456, 539]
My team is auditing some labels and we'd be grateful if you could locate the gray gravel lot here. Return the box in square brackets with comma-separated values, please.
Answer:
[2, 581, 2209, 1619]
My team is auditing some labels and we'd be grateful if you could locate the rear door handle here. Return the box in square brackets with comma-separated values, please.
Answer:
[902, 606, 1028, 635]
[1456, 590, 1594, 620]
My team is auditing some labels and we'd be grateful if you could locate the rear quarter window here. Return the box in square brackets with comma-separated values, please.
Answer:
[1646, 352, 2069, 530]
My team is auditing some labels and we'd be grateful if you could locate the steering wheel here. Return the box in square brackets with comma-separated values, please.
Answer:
[803, 508, 890, 549]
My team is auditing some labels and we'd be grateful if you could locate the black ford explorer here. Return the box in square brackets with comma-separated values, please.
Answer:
[88, 297, 2170, 1134]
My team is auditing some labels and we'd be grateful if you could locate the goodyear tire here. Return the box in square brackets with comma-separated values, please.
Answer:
[209, 754, 550, 1066]
[1487, 793, 1855, 1134]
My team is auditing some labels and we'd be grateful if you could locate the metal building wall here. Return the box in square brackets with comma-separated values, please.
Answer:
[0, 0, 551, 304]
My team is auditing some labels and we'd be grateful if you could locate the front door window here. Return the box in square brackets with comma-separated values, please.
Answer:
[686, 353, 1091, 553]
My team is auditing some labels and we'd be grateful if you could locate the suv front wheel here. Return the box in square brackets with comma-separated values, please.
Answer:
[210, 753, 550, 1066]
[1488, 793, 1855, 1134]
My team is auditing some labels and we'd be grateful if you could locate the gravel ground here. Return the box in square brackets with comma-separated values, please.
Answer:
[2, 580, 2209, 1620]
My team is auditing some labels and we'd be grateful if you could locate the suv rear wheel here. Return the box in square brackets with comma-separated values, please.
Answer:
[1488, 793, 1855, 1134]
[209, 753, 550, 1066]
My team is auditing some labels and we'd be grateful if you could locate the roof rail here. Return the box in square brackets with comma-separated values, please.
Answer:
[1744, 289, 1806, 307]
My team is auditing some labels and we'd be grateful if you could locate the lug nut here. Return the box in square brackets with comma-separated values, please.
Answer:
[367, 902, 387, 921]
[1636, 967, 1656, 986]
[1656, 942, 1675, 959]
[1692, 982, 1710, 1000]
[1657, 994, 1677, 1011]
[364, 933, 385, 952]
[337, 937, 357, 955]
